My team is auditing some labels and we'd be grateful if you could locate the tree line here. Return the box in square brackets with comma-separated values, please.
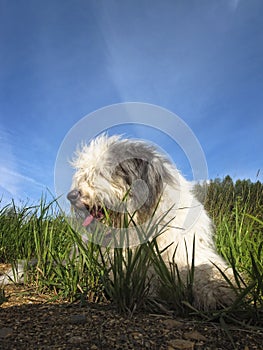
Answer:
[195, 175, 263, 223]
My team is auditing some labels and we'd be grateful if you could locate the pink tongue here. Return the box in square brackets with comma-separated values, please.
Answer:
[82, 214, 94, 227]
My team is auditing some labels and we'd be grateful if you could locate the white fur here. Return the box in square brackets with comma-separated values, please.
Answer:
[0, 261, 25, 286]
[71, 134, 236, 310]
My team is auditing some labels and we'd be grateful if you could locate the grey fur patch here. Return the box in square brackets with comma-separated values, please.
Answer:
[107, 139, 176, 216]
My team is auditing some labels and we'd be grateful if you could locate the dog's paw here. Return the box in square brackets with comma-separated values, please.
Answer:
[194, 278, 236, 310]
[192, 265, 237, 310]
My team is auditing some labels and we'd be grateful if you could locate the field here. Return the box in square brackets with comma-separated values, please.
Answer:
[0, 176, 262, 349]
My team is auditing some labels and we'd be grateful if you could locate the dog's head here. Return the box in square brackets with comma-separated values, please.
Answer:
[67, 134, 176, 229]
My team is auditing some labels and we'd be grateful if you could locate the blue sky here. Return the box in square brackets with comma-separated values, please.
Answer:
[0, 0, 262, 204]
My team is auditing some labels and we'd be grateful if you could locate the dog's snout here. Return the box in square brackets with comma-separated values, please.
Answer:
[67, 189, 80, 203]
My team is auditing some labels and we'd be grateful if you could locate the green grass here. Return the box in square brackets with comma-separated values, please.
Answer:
[150, 237, 196, 315]
[0, 177, 262, 328]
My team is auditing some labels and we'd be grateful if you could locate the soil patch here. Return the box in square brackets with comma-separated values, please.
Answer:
[0, 284, 262, 349]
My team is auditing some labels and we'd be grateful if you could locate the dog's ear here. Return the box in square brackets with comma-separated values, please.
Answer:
[114, 156, 174, 211]
[140, 157, 175, 209]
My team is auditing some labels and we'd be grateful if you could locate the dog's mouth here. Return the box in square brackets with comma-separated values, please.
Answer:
[67, 190, 106, 227]
[82, 205, 105, 227]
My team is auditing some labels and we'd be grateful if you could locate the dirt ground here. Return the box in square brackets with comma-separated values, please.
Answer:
[0, 260, 262, 350]
[0, 284, 262, 350]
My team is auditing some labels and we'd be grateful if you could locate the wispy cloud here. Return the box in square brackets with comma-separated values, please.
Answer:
[0, 166, 46, 202]
[229, 0, 241, 12]
[92, 1, 244, 110]
[0, 127, 46, 202]
[1, 167, 45, 189]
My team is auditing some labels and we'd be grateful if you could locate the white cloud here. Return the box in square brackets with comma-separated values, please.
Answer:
[0, 129, 18, 196]
[1, 166, 45, 189]
[0, 127, 46, 202]
[0, 166, 46, 200]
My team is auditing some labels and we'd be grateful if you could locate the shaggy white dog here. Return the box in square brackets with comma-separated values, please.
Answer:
[68, 134, 236, 310]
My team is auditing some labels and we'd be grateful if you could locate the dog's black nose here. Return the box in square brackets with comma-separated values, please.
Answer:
[67, 190, 80, 203]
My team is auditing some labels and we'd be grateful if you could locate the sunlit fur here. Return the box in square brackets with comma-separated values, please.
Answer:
[70, 134, 236, 310]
